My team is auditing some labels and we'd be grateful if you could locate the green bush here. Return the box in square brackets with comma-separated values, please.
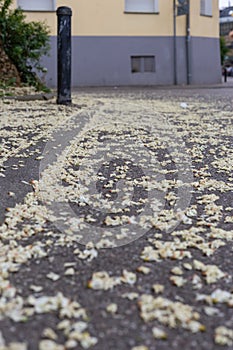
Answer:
[0, 0, 50, 90]
[220, 36, 229, 66]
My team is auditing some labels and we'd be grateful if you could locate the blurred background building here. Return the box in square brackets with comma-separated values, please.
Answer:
[220, 5, 233, 71]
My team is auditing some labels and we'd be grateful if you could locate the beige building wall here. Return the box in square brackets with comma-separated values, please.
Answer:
[13, 0, 219, 38]
[74, 0, 175, 37]
[190, 0, 219, 38]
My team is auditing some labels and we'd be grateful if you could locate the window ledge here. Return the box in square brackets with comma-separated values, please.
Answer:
[21, 10, 56, 12]
[200, 14, 213, 17]
[124, 11, 159, 14]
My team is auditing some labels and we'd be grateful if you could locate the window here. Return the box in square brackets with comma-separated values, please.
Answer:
[17, 0, 56, 12]
[200, 0, 212, 17]
[125, 0, 159, 13]
[131, 57, 141, 73]
[131, 56, 155, 73]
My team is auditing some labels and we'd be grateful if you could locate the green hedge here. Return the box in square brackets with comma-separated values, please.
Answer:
[0, 0, 50, 90]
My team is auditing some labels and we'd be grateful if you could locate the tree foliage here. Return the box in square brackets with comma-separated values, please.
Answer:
[0, 0, 50, 89]
[220, 36, 229, 66]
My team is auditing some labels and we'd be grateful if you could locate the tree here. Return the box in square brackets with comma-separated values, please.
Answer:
[220, 36, 229, 66]
[0, 0, 50, 89]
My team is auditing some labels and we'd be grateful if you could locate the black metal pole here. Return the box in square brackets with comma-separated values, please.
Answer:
[186, 0, 191, 85]
[173, 0, 177, 85]
[57, 6, 72, 105]
[224, 67, 227, 82]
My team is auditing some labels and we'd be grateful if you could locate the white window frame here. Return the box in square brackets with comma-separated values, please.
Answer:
[125, 0, 159, 14]
[17, 0, 56, 12]
[200, 0, 212, 17]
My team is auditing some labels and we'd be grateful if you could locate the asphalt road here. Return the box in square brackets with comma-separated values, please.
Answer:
[0, 86, 233, 350]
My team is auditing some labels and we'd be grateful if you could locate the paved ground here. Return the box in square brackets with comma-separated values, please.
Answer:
[0, 85, 233, 350]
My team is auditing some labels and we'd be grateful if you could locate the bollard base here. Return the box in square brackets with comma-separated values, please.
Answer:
[57, 97, 72, 105]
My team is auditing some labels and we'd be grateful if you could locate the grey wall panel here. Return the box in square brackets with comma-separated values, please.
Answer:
[72, 36, 175, 86]
[176, 36, 187, 85]
[41, 36, 221, 87]
[40, 36, 57, 87]
[191, 37, 221, 85]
